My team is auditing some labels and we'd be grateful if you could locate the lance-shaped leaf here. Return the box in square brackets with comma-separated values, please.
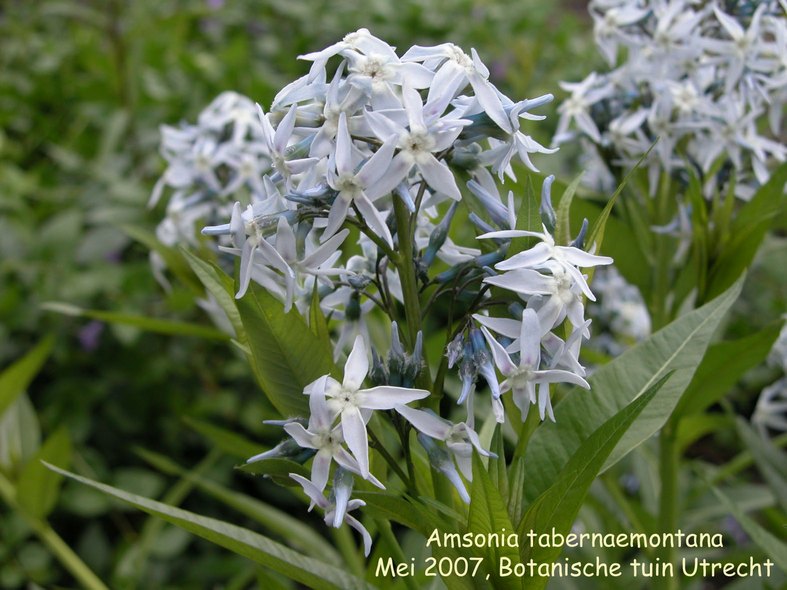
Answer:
[704, 162, 787, 302]
[468, 451, 520, 590]
[44, 464, 375, 590]
[181, 248, 246, 342]
[236, 282, 335, 417]
[516, 373, 670, 589]
[0, 337, 54, 417]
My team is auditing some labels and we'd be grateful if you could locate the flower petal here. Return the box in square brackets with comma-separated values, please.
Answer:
[340, 406, 370, 477]
[343, 335, 369, 391]
[395, 405, 451, 439]
[311, 449, 333, 491]
[357, 386, 430, 409]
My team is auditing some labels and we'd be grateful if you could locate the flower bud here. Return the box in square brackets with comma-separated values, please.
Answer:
[540, 175, 556, 234]
[417, 434, 470, 504]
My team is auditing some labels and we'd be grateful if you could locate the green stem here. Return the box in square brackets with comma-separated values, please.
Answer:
[651, 172, 673, 331]
[392, 188, 434, 405]
[0, 473, 108, 590]
[368, 427, 413, 490]
[347, 212, 398, 263]
[656, 419, 679, 590]
[393, 193, 423, 349]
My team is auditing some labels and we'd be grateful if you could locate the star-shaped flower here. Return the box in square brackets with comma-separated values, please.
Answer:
[310, 335, 430, 477]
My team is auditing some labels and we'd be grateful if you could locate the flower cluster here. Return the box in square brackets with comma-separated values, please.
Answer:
[753, 318, 787, 436]
[149, 91, 271, 300]
[588, 266, 651, 356]
[179, 30, 611, 555]
[554, 0, 787, 199]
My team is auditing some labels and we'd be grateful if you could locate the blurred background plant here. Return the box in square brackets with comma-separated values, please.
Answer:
[0, 1, 784, 589]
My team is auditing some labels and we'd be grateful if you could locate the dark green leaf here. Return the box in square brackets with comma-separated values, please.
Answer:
[0, 337, 54, 417]
[44, 464, 375, 590]
[235, 283, 335, 417]
[735, 419, 787, 511]
[675, 322, 782, 416]
[181, 248, 246, 343]
[555, 172, 583, 245]
[136, 448, 340, 561]
[41, 302, 229, 341]
[705, 162, 787, 301]
[710, 485, 787, 572]
[516, 374, 669, 589]
[237, 458, 311, 486]
[468, 451, 520, 590]
[16, 427, 71, 519]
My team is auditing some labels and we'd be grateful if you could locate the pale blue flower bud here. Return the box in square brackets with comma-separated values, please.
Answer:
[570, 218, 589, 249]
[540, 175, 556, 233]
[423, 202, 459, 267]
[417, 434, 470, 504]
[331, 468, 354, 528]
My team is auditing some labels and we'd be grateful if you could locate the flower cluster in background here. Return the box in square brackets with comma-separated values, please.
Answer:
[753, 319, 787, 436]
[554, 0, 787, 199]
[588, 266, 652, 357]
[150, 92, 271, 284]
[146, 30, 616, 552]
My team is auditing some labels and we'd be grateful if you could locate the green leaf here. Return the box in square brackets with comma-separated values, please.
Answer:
[309, 284, 332, 352]
[488, 426, 508, 507]
[516, 374, 669, 589]
[236, 458, 311, 486]
[44, 464, 375, 590]
[235, 282, 335, 417]
[0, 393, 42, 471]
[705, 162, 787, 302]
[508, 173, 541, 256]
[468, 451, 520, 590]
[710, 485, 787, 572]
[0, 337, 54, 417]
[555, 172, 583, 245]
[356, 492, 446, 538]
[183, 417, 261, 459]
[135, 448, 341, 562]
[735, 418, 787, 512]
[521, 276, 743, 504]
[41, 302, 229, 341]
[675, 322, 782, 416]
[507, 457, 526, 526]
[16, 427, 71, 519]
[181, 248, 246, 343]
[676, 414, 731, 451]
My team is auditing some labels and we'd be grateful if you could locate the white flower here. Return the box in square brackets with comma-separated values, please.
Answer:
[364, 83, 470, 201]
[284, 390, 383, 490]
[752, 378, 787, 437]
[481, 309, 589, 422]
[479, 223, 612, 301]
[311, 335, 430, 477]
[554, 73, 607, 144]
[395, 405, 493, 479]
[289, 472, 373, 556]
[323, 112, 398, 246]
